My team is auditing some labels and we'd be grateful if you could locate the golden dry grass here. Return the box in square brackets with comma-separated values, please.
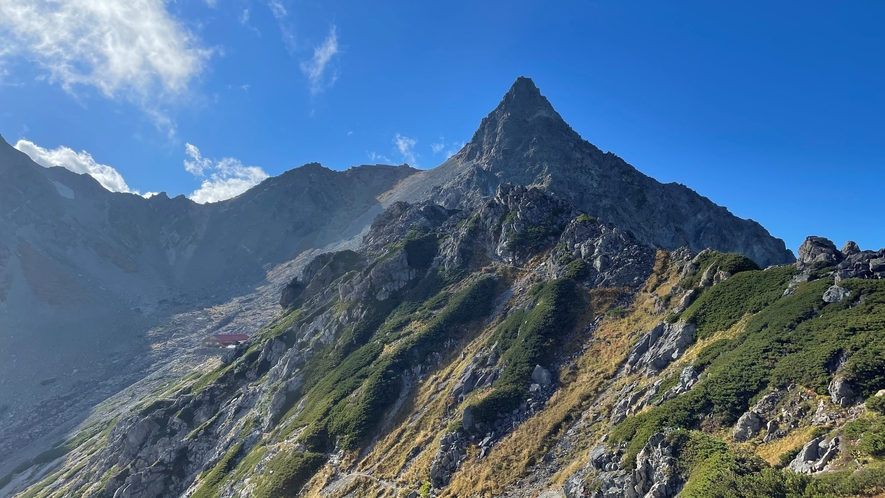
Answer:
[441, 252, 682, 496]
[754, 424, 819, 466]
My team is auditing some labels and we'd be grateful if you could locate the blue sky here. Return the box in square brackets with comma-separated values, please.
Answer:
[0, 1, 882, 252]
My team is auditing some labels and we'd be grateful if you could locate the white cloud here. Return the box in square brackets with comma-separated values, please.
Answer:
[394, 134, 418, 166]
[183, 143, 269, 204]
[300, 26, 339, 94]
[15, 139, 135, 193]
[367, 151, 393, 164]
[240, 9, 250, 24]
[0, 0, 211, 100]
[267, 0, 288, 19]
[431, 142, 445, 154]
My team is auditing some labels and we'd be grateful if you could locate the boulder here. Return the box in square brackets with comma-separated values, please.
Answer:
[842, 241, 861, 257]
[822, 285, 851, 303]
[797, 236, 843, 272]
[461, 406, 475, 431]
[788, 437, 841, 474]
[788, 436, 825, 474]
[626, 321, 696, 375]
[733, 411, 762, 442]
[532, 365, 553, 387]
[829, 377, 857, 407]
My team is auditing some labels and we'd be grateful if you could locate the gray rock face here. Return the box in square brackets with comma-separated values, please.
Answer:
[626, 321, 696, 375]
[797, 236, 844, 272]
[385, 77, 794, 268]
[788, 437, 841, 474]
[733, 411, 762, 442]
[823, 285, 851, 303]
[829, 377, 857, 408]
[592, 432, 682, 498]
[842, 241, 861, 257]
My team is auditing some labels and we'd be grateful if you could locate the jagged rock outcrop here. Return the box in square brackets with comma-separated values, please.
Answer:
[626, 321, 696, 375]
[733, 411, 762, 442]
[797, 236, 844, 272]
[592, 432, 682, 498]
[789, 437, 842, 474]
[547, 215, 656, 289]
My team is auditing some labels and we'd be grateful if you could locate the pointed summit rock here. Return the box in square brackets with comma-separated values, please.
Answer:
[462, 77, 574, 168]
[387, 77, 795, 267]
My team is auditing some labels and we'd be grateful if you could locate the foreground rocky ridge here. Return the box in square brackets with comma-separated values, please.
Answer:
[7, 170, 885, 498]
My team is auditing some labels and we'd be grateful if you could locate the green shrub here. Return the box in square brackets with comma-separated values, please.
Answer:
[192, 442, 244, 498]
[575, 213, 597, 224]
[867, 396, 885, 416]
[469, 279, 581, 425]
[682, 265, 794, 339]
[252, 451, 326, 498]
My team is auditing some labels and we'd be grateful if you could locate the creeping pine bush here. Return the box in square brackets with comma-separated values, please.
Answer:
[612, 271, 885, 470]
[468, 279, 581, 425]
[285, 276, 496, 451]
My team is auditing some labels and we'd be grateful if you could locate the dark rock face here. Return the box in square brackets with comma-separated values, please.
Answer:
[389, 77, 795, 268]
[795, 236, 885, 282]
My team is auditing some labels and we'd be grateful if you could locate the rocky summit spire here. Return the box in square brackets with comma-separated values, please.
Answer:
[461, 77, 576, 166]
[409, 76, 795, 267]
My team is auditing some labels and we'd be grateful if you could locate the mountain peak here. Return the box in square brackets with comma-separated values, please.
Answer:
[496, 76, 558, 119]
[461, 77, 573, 165]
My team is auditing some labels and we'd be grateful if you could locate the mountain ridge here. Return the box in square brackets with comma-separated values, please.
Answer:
[384, 77, 795, 268]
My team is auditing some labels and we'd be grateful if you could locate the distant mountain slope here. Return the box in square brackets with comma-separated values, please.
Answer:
[0, 140, 416, 473]
[386, 77, 794, 268]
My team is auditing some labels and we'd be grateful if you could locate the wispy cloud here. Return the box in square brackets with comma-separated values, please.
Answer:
[367, 151, 393, 164]
[267, 0, 288, 19]
[394, 134, 418, 167]
[0, 0, 211, 139]
[300, 26, 339, 94]
[0, 0, 210, 100]
[15, 139, 136, 194]
[431, 136, 466, 159]
[184, 143, 269, 204]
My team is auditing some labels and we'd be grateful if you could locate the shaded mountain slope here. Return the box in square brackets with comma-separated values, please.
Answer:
[0, 140, 416, 475]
